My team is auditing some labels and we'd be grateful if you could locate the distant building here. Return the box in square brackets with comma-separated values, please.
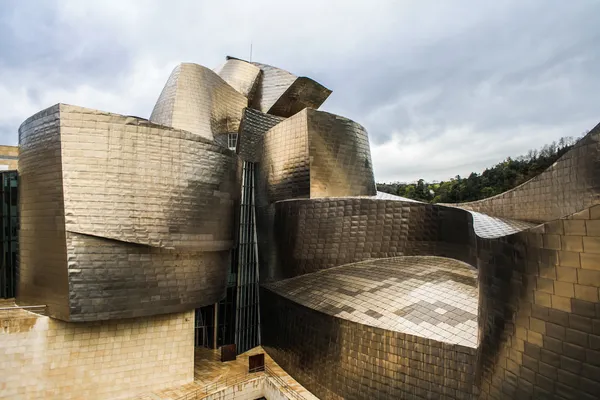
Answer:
[0, 145, 18, 170]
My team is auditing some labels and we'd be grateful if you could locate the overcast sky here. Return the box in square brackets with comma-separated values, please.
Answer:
[1, 0, 599, 182]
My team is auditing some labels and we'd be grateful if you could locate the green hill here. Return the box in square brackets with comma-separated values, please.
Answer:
[377, 135, 583, 203]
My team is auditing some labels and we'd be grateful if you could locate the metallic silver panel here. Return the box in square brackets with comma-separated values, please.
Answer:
[17, 104, 70, 320]
[257, 108, 376, 204]
[249, 61, 332, 117]
[307, 109, 376, 198]
[267, 76, 332, 118]
[60, 104, 238, 251]
[250, 61, 297, 113]
[215, 57, 262, 101]
[258, 198, 474, 281]
[475, 204, 600, 399]
[18, 104, 238, 321]
[449, 122, 600, 223]
[261, 282, 477, 399]
[150, 63, 248, 140]
[237, 108, 284, 162]
[265, 256, 478, 347]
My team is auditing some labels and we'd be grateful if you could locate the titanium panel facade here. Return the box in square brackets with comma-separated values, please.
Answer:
[261, 287, 477, 399]
[452, 123, 600, 223]
[215, 57, 262, 101]
[475, 205, 600, 399]
[259, 198, 474, 281]
[257, 108, 376, 205]
[250, 61, 332, 117]
[150, 63, 248, 140]
[237, 108, 284, 163]
[18, 104, 238, 321]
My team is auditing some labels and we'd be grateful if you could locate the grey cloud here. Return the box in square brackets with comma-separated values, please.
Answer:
[1, 0, 599, 182]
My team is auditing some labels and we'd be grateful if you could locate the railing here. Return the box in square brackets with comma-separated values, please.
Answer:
[264, 365, 308, 400]
[175, 370, 265, 400]
[0, 305, 46, 315]
[174, 364, 310, 400]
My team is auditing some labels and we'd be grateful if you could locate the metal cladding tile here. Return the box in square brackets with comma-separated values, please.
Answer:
[17, 104, 236, 321]
[248, 60, 331, 117]
[257, 109, 376, 205]
[476, 204, 600, 399]
[264, 256, 479, 348]
[57, 104, 239, 250]
[307, 108, 376, 198]
[249, 61, 298, 113]
[236, 108, 285, 162]
[150, 63, 248, 140]
[17, 104, 70, 320]
[261, 284, 478, 400]
[267, 77, 332, 118]
[447, 122, 600, 223]
[65, 232, 228, 322]
[215, 56, 262, 101]
[258, 197, 474, 281]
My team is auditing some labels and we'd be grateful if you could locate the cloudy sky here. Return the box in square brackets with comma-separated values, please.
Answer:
[1, 0, 598, 182]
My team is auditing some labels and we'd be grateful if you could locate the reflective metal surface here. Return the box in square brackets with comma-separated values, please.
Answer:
[18, 104, 238, 321]
[259, 198, 474, 281]
[265, 256, 478, 347]
[257, 108, 376, 205]
[237, 108, 284, 162]
[250, 61, 331, 117]
[150, 63, 248, 140]
[215, 57, 262, 100]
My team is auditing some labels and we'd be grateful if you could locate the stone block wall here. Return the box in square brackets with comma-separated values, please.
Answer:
[0, 307, 194, 400]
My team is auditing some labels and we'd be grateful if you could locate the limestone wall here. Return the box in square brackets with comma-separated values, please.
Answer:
[0, 307, 194, 400]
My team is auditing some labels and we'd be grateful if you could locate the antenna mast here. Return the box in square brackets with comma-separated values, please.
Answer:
[250, 42, 253, 62]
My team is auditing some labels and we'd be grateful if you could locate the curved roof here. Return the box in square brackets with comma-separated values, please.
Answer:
[264, 256, 478, 348]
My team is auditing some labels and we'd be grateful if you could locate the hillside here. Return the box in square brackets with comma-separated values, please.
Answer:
[377, 135, 583, 203]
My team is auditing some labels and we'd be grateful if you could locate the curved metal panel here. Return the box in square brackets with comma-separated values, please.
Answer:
[150, 63, 248, 140]
[215, 57, 262, 101]
[65, 232, 228, 322]
[265, 256, 478, 347]
[450, 123, 600, 223]
[249, 61, 332, 117]
[475, 204, 600, 399]
[257, 109, 376, 205]
[259, 198, 474, 281]
[267, 76, 332, 117]
[17, 104, 70, 320]
[17, 104, 237, 321]
[261, 269, 478, 399]
[307, 109, 376, 198]
[59, 104, 238, 251]
[237, 108, 284, 162]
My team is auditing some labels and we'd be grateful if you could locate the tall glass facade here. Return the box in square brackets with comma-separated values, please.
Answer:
[0, 171, 18, 299]
[195, 161, 260, 353]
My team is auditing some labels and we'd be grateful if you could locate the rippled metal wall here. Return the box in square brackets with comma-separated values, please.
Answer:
[261, 287, 477, 400]
[150, 63, 248, 140]
[250, 61, 331, 117]
[259, 198, 474, 281]
[18, 104, 238, 321]
[476, 205, 600, 399]
[257, 108, 376, 205]
[453, 123, 600, 223]
[215, 57, 262, 101]
[237, 108, 284, 163]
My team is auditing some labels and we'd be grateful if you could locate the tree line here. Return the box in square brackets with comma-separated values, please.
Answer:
[377, 134, 585, 204]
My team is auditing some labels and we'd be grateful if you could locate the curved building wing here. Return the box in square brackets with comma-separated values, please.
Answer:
[18, 104, 237, 321]
[150, 63, 248, 140]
